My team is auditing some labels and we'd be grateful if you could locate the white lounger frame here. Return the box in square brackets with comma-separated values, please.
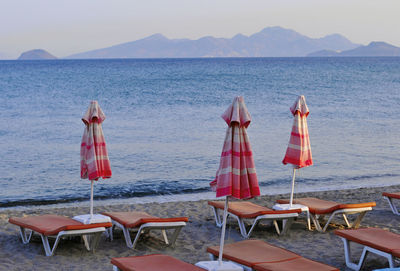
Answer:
[107, 220, 186, 249]
[210, 205, 298, 238]
[18, 226, 106, 256]
[383, 195, 400, 215]
[338, 236, 398, 271]
[310, 207, 373, 232]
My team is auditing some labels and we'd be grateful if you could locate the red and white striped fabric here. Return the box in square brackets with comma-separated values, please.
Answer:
[210, 96, 260, 199]
[80, 101, 112, 181]
[282, 95, 313, 168]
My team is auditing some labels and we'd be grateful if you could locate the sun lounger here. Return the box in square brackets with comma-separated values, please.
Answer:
[276, 197, 376, 232]
[208, 201, 300, 238]
[8, 214, 112, 256]
[111, 254, 205, 271]
[207, 239, 339, 271]
[101, 211, 188, 249]
[335, 228, 400, 270]
[382, 192, 400, 215]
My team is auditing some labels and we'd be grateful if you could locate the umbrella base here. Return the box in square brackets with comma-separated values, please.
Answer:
[195, 261, 243, 271]
[73, 214, 111, 224]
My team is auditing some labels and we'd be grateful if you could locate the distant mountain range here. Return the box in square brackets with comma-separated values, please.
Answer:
[11, 26, 400, 60]
[66, 26, 361, 59]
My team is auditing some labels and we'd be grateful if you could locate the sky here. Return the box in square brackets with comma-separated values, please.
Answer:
[1, 0, 400, 58]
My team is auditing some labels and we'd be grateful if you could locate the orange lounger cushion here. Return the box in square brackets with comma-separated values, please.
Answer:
[208, 201, 301, 218]
[8, 214, 112, 236]
[207, 239, 301, 267]
[276, 198, 339, 214]
[111, 254, 204, 271]
[335, 228, 400, 257]
[276, 197, 376, 214]
[102, 211, 188, 228]
[253, 257, 339, 271]
[382, 192, 400, 199]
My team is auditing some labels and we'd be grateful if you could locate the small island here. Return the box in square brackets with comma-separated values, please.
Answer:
[17, 49, 57, 60]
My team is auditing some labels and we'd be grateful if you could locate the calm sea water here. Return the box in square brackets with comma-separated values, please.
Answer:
[0, 57, 399, 208]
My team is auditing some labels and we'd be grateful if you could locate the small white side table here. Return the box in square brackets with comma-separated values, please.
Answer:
[272, 203, 311, 230]
[195, 260, 243, 271]
[72, 214, 111, 224]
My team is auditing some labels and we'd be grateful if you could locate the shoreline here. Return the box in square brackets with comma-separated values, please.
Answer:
[1, 184, 400, 270]
[2, 181, 399, 212]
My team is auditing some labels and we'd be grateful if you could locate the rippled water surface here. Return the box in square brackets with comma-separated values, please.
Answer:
[0, 57, 399, 207]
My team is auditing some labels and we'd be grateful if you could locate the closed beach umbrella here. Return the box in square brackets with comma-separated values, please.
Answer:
[282, 95, 313, 206]
[81, 101, 112, 218]
[210, 96, 260, 268]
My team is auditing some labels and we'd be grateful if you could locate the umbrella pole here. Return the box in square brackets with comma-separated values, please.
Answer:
[90, 180, 94, 218]
[289, 168, 296, 207]
[218, 196, 229, 266]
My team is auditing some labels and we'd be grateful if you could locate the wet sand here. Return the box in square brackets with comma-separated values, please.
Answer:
[1, 185, 399, 270]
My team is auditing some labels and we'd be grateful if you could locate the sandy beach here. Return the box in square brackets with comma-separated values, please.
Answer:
[1, 184, 399, 271]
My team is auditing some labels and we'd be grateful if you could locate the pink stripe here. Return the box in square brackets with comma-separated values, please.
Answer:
[221, 150, 253, 157]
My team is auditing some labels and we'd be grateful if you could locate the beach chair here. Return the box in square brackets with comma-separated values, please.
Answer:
[207, 239, 339, 271]
[208, 201, 300, 238]
[8, 214, 112, 256]
[276, 197, 376, 232]
[382, 192, 400, 215]
[111, 254, 205, 271]
[335, 228, 400, 270]
[101, 211, 188, 249]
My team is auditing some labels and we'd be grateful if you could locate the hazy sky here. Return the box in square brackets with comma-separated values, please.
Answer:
[1, 0, 399, 58]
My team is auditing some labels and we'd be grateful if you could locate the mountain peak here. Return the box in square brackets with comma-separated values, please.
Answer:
[368, 41, 393, 47]
[143, 33, 168, 41]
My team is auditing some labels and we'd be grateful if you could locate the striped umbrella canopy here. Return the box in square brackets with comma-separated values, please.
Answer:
[211, 96, 260, 268]
[282, 95, 313, 206]
[80, 101, 112, 217]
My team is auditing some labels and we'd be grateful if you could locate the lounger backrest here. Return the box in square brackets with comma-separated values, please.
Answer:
[102, 211, 188, 228]
[382, 192, 400, 199]
[337, 202, 376, 209]
[207, 239, 301, 267]
[9, 214, 112, 236]
[208, 201, 300, 218]
[277, 197, 375, 214]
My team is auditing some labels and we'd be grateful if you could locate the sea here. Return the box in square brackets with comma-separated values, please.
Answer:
[0, 57, 399, 209]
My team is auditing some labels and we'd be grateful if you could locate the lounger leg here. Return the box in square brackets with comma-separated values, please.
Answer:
[280, 218, 294, 235]
[122, 227, 134, 248]
[273, 220, 281, 235]
[236, 217, 251, 238]
[104, 225, 114, 241]
[161, 229, 169, 244]
[19, 227, 33, 244]
[168, 227, 183, 247]
[90, 232, 102, 253]
[40, 234, 62, 257]
[351, 212, 366, 229]
[322, 214, 337, 232]
[384, 197, 400, 215]
[211, 206, 223, 227]
[340, 237, 375, 271]
[82, 235, 91, 250]
[310, 214, 323, 232]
